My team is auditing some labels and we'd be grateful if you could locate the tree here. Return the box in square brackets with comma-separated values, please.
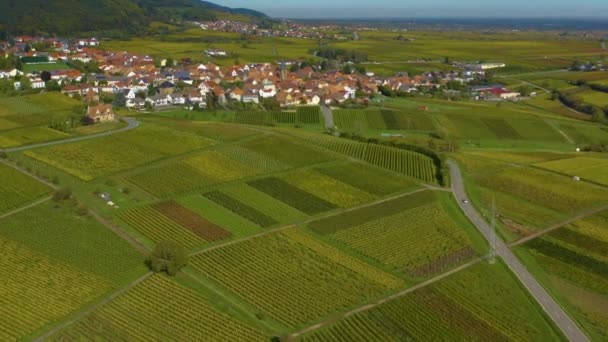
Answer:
[147, 241, 188, 276]
[19, 77, 31, 90]
[41, 71, 51, 82]
[113, 91, 127, 108]
[147, 83, 156, 97]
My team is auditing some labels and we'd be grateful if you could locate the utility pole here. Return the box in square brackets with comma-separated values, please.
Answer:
[489, 196, 497, 264]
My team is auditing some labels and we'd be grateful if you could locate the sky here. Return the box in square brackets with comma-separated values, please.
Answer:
[213, 0, 608, 19]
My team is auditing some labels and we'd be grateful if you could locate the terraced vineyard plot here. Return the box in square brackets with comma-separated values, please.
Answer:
[0, 163, 51, 215]
[190, 228, 403, 328]
[193, 123, 258, 141]
[0, 204, 146, 340]
[0, 117, 20, 130]
[477, 167, 608, 214]
[0, 126, 70, 148]
[204, 191, 279, 228]
[303, 262, 561, 341]
[280, 169, 376, 208]
[381, 110, 436, 131]
[316, 161, 419, 196]
[482, 119, 522, 139]
[119, 206, 207, 249]
[296, 106, 322, 124]
[309, 191, 436, 235]
[179, 195, 262, 238]
[222, 184, 306, 224]
[248, 177, 338, 215]
[558, 123, 608, 145]
[152, 201, 231, 241]
[333, 109, 386, 131]
[535, 156, 608, 186]
[518, 211, 608, 340]
[0, 237, 111, 341]
[329, 200, 476, 276]
[272, 111, 296, 124]
[25, 123, 213, 181]
[294, 133, 437, 183]
[126, 147, 274, 197]
[234, 111, 272, 125]
[50, 275, 267, 341]
[242, 135, 334, 167]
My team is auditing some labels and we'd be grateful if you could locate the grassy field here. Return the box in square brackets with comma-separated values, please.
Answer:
[0, 202, 146, 341]
[22, 62, 71, 73]
[515, 210, 608, 341]
[535, 156, 608, 186]
[302, 261, 563, 341]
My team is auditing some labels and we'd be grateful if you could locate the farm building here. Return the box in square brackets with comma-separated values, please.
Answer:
[87, 104, 116, 123]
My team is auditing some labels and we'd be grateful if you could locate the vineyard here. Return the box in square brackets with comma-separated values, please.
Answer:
[519, 211, 608, 340]
[125, 145, 292, 197]
[25, 123, 213, 181]
[329, 198, 476, 276]
[190, 228, 403, 328]
[49, 275, 268, 341]
[0, 163, 51, 215]
[303, 262, 561, 341]
[0, 203, 145, 340]
[315, 161, 419, 196]
[222, 184, 306, 223]
[241, 134, 335, 167]
[535, 156, 608, 186]
[279, 169, 377, 208]
[230, 107, 322, 127]
[477, 167, 608, 214]
[293, 133, 437, 183]
[332, 108, 435, 132]
[204, 191, 279, 228]
[0, 127, 70, 148]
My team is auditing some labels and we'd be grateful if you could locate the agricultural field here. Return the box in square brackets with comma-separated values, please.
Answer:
[291, 131, 437, 183]
[578, 89, 608, 108]
[48, 275, 268, 341]
[190, 227, 404, 328]
[455, 152, 608, 242]
[535, 156, 608, 186]
[22, 62, 71, 73]
[0, 93, 84, 147]
[302, 261, 562, 341]
[309, 191, 485, 277]
[333, 108, 435, 132]
[0, 163, 52, 215]
[516, 210, 608, 341]
[24, 122, 213, 181]
[0, 203, 146, 340]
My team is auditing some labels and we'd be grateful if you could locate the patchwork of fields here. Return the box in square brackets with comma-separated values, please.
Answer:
[0, 163, 51, 215]
[516, 210, 608, 341]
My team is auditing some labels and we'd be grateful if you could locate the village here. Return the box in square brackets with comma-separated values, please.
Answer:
[0, 35, 526, 124]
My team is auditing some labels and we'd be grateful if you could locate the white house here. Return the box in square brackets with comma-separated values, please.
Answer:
[168, 94, 186, 105]
[242, 94, 259, 104]
[146, 95, 169, 107]
[30, 78, 46, 89]
[259, 88, 277, 98]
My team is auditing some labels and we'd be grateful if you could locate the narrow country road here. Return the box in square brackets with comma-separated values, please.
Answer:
[448, 160, 589, 342]
[2, 117, 140, 153]
[321, 105, 334, 130]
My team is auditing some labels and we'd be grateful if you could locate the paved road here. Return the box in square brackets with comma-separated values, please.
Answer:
[2, 117, 140, 153]
[448, 161, 589, 342]
[321, 105, 334, 130]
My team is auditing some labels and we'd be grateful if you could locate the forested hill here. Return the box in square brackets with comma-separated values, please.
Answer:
[0, 0, 267, 36]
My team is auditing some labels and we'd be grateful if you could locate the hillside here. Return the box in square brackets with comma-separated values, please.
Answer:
[0, 0, 266, 35]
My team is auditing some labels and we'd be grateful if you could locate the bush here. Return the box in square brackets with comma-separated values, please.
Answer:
[52, 188, 72, 202]
[0, 151, 7, 159]
[75, 204, 89, 216]
[147, 241, 188, 276]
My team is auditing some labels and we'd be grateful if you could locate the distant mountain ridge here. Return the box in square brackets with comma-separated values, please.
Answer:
[0, 0, 267, 35]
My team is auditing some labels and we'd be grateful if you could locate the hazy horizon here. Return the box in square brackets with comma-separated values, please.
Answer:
[213, 0, 608, 19]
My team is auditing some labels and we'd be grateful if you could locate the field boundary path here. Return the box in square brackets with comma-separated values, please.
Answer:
[448, 160, 589, 342]
[321, 105, 334, 130]
[34, 272, 153, 342]
[0, 196, 52, 220]
[510, 203, 608, 247]
[544, 119, 575, 144]
[288, 257, 484, 340]
[1, 117, 140, 153]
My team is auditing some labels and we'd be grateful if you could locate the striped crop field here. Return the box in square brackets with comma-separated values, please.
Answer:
[118, 201, 231, 249]
[0, 163, 51, 215]
[302, 262, 562, 341]
[49, 275, 268, 341]
[292, 132, 437, 183]
[319, 192, 478, 276]
[190, 227, 403, 328]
